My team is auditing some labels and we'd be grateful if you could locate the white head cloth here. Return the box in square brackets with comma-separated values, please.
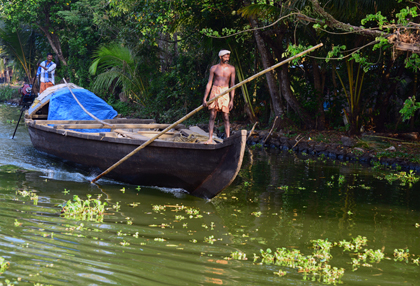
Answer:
[218, 50, 230, 57]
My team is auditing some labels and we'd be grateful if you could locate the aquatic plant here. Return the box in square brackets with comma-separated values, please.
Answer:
[0, 256, 9, 274]
[152, 205, 166, 212]
[16, 189, 38, 205]
[352, 235, 368, 251]
[394, 249, 410, 262]
[273, 269, 287, 276]
[251, 211, 262, 217]
[234, 234, 419, 284]
[255, 246, 344, 284]
[337, 239, 355, 251]
[338, 175, 346, 186]
[229, 251, 247, 260]
[364, 249, 385, 263]
[59, 195, 107, 222]
[112, 202, 121, 211]
[185, 207, 200, 215]
[204, 235, 216, 244]
[312, 239, 333, 261]
[120, 240, 130, 246]
[384, 171, 419, 186]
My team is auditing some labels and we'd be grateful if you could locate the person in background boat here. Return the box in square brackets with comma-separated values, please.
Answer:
[202, 49, 236, 144]
[36, 53, 56, 95]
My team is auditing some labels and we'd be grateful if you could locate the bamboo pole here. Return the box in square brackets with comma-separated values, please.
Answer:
[63, 78, 114, 127]
[91, 43, 323, 183]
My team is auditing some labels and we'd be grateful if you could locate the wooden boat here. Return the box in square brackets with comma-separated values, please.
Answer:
[25, 117, 247, 199]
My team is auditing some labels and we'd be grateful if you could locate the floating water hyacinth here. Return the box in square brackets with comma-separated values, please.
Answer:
[59, 195, 107, 222]
[228, 251, 247, 260]
[0, 256, 9, 274]
[231, 235, 418, 284]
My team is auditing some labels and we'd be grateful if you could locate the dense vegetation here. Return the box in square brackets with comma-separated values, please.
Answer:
[0, 0, 419, 134]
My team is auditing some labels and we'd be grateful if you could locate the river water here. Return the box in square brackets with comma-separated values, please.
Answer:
[0, 103, 419, 285]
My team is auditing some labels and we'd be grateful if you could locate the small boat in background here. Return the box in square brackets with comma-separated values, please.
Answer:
[25, 84, 246, 199]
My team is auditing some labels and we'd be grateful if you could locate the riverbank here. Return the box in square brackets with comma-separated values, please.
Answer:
[244, 128, 420, 172]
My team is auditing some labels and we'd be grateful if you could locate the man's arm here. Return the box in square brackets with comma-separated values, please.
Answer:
[203, 66, 215, 107]
[36, 62, 43, 76]
[228, 66, 236, 111]
[46, 63, 56, 72]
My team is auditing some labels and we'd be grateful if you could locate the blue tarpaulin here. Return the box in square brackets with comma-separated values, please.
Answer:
[48, 88, 117, 133]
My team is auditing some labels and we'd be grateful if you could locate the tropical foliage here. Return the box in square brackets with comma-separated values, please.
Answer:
[0, 0, 418, 132]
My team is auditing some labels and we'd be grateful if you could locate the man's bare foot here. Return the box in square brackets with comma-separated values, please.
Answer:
[203, 139, 214, 144]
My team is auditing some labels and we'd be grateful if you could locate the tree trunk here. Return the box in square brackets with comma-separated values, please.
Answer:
[260, 27, 316, 129]
[313, 59, 325, 130]
[38, 6, 67, 66]
[279, 65, 315, 129]
[374, 62, 405, 131]
[249, 17, 284, 121]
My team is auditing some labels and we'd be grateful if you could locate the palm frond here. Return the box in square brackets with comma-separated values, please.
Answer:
[90, 44, 148, 105]
[0, 25, 34, 80]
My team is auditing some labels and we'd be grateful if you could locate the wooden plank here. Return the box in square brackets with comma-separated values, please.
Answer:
[114, 129, 153, 141]
[180, 129, 219, 144]
[51, 123, 185, 130]
[99, 132, 118, 138]
[189, 126, 209, 136]
[137, 131, 176, 135]
[187, 126, 224, 143]
[136, 131, 176, 139]
[31, 114, 48, 119]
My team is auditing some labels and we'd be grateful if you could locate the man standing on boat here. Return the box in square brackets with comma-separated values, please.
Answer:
[36, 53, 56, 94]
[203, 49, 236, 144]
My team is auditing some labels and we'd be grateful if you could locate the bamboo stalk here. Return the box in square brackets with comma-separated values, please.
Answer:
[63, 78, 114, 128]
[91, 43, 323, 183]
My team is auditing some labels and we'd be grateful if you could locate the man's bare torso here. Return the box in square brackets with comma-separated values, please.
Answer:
[212, 63, 235, 87]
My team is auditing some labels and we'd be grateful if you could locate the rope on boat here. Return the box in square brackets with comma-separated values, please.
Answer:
[63, 78, 114, 128]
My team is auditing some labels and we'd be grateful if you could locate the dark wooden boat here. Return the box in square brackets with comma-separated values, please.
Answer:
[25, 118, 247, 199]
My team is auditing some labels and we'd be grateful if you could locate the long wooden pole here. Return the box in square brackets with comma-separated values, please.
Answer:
[91, 43, 323, 183]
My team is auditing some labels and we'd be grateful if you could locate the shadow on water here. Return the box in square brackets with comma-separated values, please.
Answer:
[0, 104, 419, 285]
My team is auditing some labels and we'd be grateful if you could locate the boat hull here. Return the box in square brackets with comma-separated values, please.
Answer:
[26, 122, 246, 199]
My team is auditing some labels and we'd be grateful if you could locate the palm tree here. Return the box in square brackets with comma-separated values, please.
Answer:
[0, 23, 36, 82]
[89, 44, 148, 105]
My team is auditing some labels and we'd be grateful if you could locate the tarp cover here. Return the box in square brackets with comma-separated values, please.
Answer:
[48, 88, 117, 133]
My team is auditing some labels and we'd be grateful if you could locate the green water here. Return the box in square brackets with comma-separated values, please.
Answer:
[1, 104, 419, 285]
